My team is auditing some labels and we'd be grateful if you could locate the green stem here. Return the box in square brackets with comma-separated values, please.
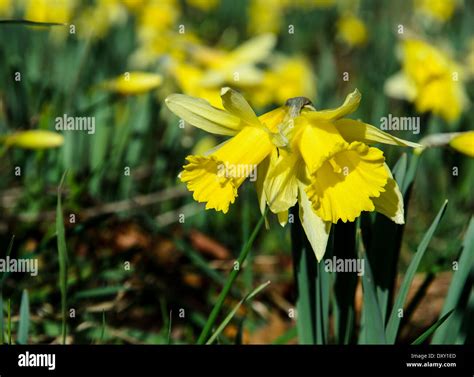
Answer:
[197, 210, 267, 344]
[291, 208, 316, 344]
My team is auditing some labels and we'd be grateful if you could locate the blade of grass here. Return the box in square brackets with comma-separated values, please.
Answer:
[315, 261, 330, 344]
[412, 309, 454, 345]
[432, 217, 474, 344]
[0, 19, 67, 26]
[385, 200, 448, 343]
[291, 207, 316, 344]
[206, 280, 270, 344]
[17, 290, 30, 345]
[0, 235, 14, 345]
[8, 298, 11, 345]
[99, 311, 106, 344]
[361, 253, 386, 344]
[366, 154, 407, 324]
[56, 171, 69, 344]
[272, 326, 298, 344]
[197, 210, 267, 344]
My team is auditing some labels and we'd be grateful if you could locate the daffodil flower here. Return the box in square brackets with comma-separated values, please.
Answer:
[418, 131, 474, 158]
[165, 88, 420, 261]
[260, 90, 420, 259]
[385, 38, 468, 123]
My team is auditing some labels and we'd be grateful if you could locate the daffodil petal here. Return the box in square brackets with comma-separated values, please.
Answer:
[228, 33, 276, 67]
[181, 126, 273, 213]
[264, 149, 299, 213]
[298, 182, 331, 262]
[165, 94, 241, 136]
[449, 131, 474, 158]
[296, 117, 349, 173]
[306, 142, 388, 224]
[258, 107, 287, 133]
[305, 89, 361, 121]
[334, 118, 421, 148]
[220, 87, 260, 126]
[255, 155, 270, 229]
[277, 210, 289, 227]
[181, 155, 238, 213]
[373, 165, 405, 224]
[383, 71, 417, 101]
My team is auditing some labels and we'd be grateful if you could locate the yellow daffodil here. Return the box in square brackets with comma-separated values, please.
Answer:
[385, 38, 468, 123]
[249, 55, 316, 108]
[1, 130, 64, 149]
[450, 131, 474, 157]
[76, 0, 128, 40]
[102, 71, 163, 95]
[23, 0, 75, 23]
[190, 33, 276, 87]
[165, 88, 420, 261]
[259, 90, 419, 259]
[0, 0, 12, 16]
[336, 14, 368, 47]
[170, 62, 223, 107]
[414, 0, 458, 23]
[418, 131, 474, 157]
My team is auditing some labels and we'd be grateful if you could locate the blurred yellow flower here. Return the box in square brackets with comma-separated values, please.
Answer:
[191, 33, 276, 87]
[76, 0, 128, 39]
[250, 55, 316, 107]
[414, 0, 458, 23]
[0, 0, 12, 16]
[170, 62, 222, 107]
[165, 88, 419, 260]
[449, 131, 474, 157]
[2, 130, 64, 149]
[24, 0, 75, 23]
[336, 14, 368, 47]
[385, 38, 468, 123]
[102, 72, 163, 95]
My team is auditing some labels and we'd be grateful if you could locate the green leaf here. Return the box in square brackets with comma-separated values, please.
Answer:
[412, 309, 454, 345]
[361, 255, 386, 344]
[385, 200, 448, 343]
[291, 208, 316, 344]
[206, 281, 270, 344]
[0, 19, 67, 27]
[17, 290, 30, 345]
[366, 154, 407, 325]
[432, 217, 474, 344]
[56, 171, 69, 344]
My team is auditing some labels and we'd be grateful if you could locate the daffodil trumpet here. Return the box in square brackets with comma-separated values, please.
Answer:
[165, 87, 420, 262]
